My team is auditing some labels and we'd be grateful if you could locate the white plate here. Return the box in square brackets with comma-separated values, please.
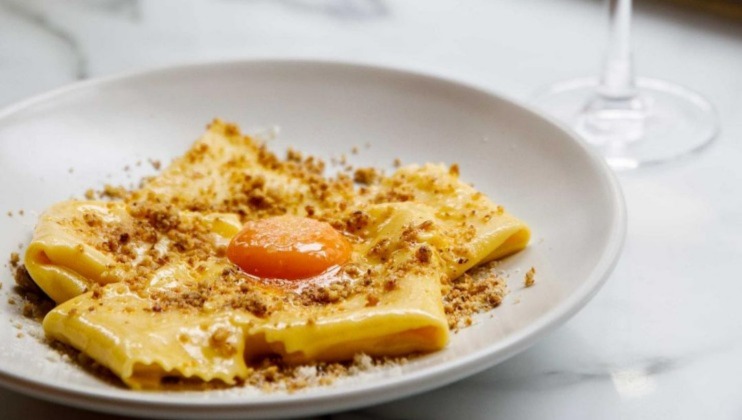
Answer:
[0, 60, 625, 419]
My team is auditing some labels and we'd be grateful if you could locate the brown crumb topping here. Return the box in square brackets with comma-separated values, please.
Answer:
[149, 159, 161, 170]
[10, 119, 528, 392]
[353, 167, 380, 185]
[415, 245, 432, 264]
[442, 261, 507, 331]
[101, 184, 128, 200]
[9, 252, 19, 268]
[365, 293, 380, 307]
[524, 267, 536, 287]
[449, 163, 460, 177]
[243, 353, 407, 393]
[209, 327, 237, 357]
[13, 265, 55, 320]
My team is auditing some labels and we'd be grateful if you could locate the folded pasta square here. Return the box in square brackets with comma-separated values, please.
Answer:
[26, 120, 530, 389]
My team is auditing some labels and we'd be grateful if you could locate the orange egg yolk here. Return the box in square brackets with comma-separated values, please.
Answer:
[226, 215, 352, 280]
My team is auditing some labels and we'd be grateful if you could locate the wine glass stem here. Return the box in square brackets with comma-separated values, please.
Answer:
[599, 0, 636, 100]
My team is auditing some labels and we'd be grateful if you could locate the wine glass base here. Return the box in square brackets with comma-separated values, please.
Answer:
[532, 78, 719, 170]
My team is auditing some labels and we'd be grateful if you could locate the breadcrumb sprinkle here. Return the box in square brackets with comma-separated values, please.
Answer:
[524, 267, 536, 287]
[8, 119, 528, 392]
[442, 261, 507, 331]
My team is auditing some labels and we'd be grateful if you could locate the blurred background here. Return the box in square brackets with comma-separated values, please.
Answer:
[1, 0, 740, 107]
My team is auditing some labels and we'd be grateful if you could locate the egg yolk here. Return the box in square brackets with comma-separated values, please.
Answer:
[226, 215, 352, 280]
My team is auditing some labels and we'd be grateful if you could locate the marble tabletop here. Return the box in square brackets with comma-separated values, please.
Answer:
[1, 0, 741, 419]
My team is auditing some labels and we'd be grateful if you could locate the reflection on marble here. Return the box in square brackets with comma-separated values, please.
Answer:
[0, 0, 741, 418]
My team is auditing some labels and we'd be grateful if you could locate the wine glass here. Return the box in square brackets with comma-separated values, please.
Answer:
[533, 0, 719, 170]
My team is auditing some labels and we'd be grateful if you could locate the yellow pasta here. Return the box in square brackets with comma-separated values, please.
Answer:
[26, 120, 530, 389]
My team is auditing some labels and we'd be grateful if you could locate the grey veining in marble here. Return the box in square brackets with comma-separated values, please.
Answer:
[1, 0, 88, 79]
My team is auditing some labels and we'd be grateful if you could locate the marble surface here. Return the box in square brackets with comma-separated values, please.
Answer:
[1, 0, 741, 418]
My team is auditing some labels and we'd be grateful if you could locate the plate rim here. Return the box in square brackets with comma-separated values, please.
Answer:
[0, 58, 627, 418]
